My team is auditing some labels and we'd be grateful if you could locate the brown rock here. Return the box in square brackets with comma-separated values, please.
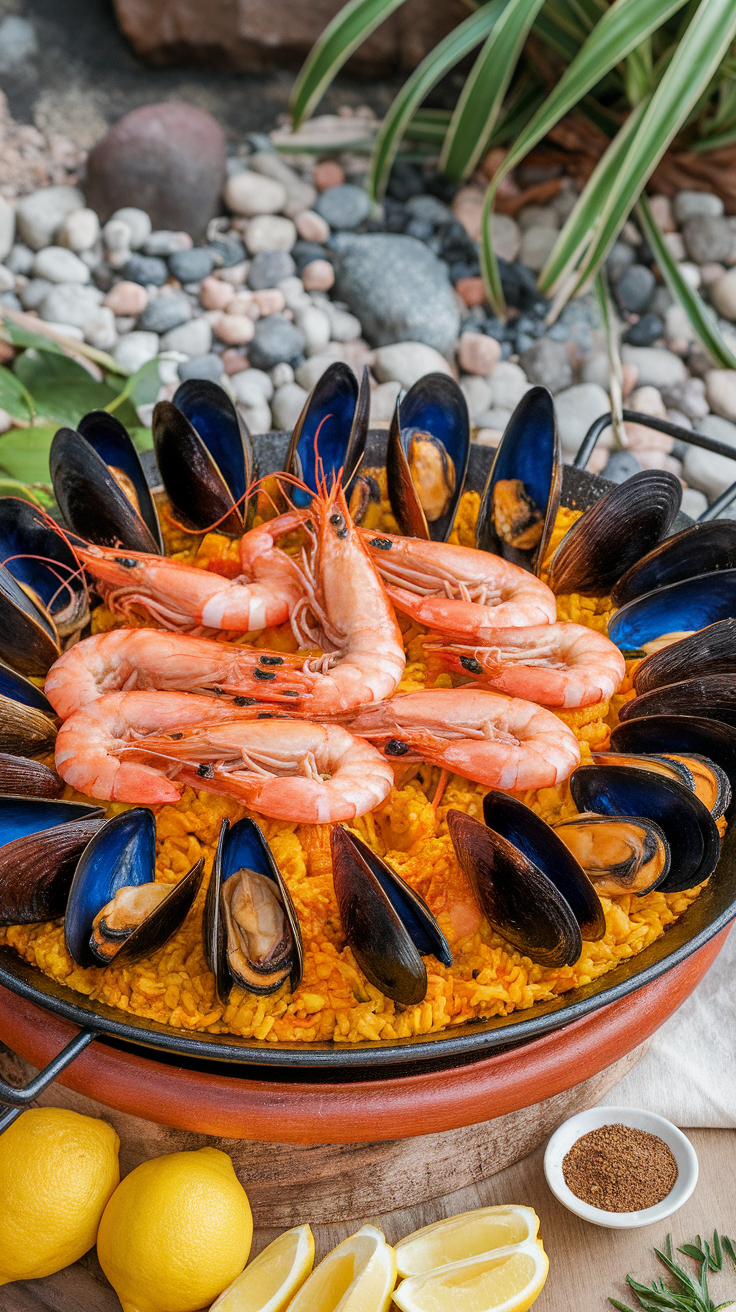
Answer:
[222, 349, 249, 374]
[103, 280, 148, 316]
[84, 102, 226, 240]
[314, 161, 345, 192]
[455, 276, 486, 308]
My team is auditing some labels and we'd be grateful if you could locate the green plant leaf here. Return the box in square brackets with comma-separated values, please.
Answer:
[543, 0, 736, 301]
[0, 476, 54, 508]
[13, 351, 122, 427]
[129, 426, 153, 453]
[290, 0, 409, 128]
[637, 194, 736, 369]
[0, 310, 125, 374]
[0, 365, 34, 423]
[440, 0, 548, 182]
[105, 357, 162, 414]
[369, 1, 507, 199]
[0, 426, 58, 483]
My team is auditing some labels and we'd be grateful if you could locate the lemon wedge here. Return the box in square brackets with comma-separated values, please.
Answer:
[395, 1206, 541, 1278]
[286, 1224, 397, 1312]
[210, 1224, 314, 1312]
[393, 1239, 549, 1312]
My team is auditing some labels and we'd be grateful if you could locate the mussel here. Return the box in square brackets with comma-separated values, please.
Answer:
[65, 808, 204, 968]
[611, 715, 736, 807]
[620, 674, 736, 730]
[331, 826, 451, 1006]
[547, 470, 682, 595]
[591, 750, 731, 820]
[51, 410, 163, 553]
[386, 373, 470, 543]
[0, 753, 62, 798]
[552, 814, 670, 896]
[0, 797, 104, 926]
[607, 569, 736, 651]
[569, 764, 721, 892]
[476, 387, 560, 575]
[0, 563, 60, 677]
[154, 379, 254, 535]
[0, 497, 88, 637]
[0, 661, 57, 755]
[633, 620, 736, 694]
[612, 520, 736, 608]
[204, 816, 302, 1002]
[286, 362, 370, 509]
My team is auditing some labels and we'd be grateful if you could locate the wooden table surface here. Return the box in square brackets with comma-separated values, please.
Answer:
[2, 1127, 734, 1312]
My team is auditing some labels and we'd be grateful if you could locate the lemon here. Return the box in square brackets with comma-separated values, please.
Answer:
[393, 1239, 549, 1312]
[395, 1206, 541, 1277]
[0, 1106, 120, 1286]
[287, 1224, 396, 1312]
[211, 1224, 314, 1312]
[96, 1146, 252, 1312]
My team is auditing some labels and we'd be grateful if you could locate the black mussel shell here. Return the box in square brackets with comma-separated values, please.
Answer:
[592, 749, 696, 791]
[174, 378, 253, 508]
[0, 564, 60, 677]
[0, 753, 62, 798]
[607, 569, 736, 651]
[205, 816, 302, 1003]
[65, 808, 203, 968]
[612, 520, 736, 608]
[331, 825, 429, 1004]
[482, 791, 605, 940]
[78, 410, 163, 551]
[286, 362, 370, 510]
[336, 828, 451, 966]
[477, 387, 560, 576]
[593, 747, 731, 822]
[611, 715, 736, 813]
[155, 380, 254, 534]
[569, 764, 720, 893]
[552, 813, 670, 896]
[0, 661, 56, 755]
[447, 809, 583, 968]
[548, 470, 681, 596]
[387, 373, 470, 542]
[633, 620, 736, 694]
[0, 498, 88, 636]
[620, 674, 736, 729]
[50, 426, 161, 555]
[0, 797, 104, 925]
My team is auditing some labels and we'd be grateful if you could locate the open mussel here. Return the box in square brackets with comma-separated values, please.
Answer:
[0, 797, 104, 926]
[154, 379, 254, 535]
[205, 816, 302, 1002]
[607, 569, 736, 651]
[633, 620, 736, 694]
[285, 362, 370, 510]
[0, 661, 57, 755]
[569, 764, 721, 892]
[476, 387, 560, 575]
[612, 520, 736, 608]
[591, 750, 731, 821]
[51, 410, 163, 554]
[547, 470, 681, 596]
[0, 753, 62, 798]
[0, 563, 60, 677]
[331, 826, 450, 1005]
[0, 497, 88, 637]
[611, 715, 736, 809]
[387, 373, 470, 543]
[65, 808, 204, 968]
[552, 814, 670, 896]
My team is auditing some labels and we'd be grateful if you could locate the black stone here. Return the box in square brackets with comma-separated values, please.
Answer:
[121, 253, 168, 287]
[623, 313, 664, 347]
[387, 161, 425, 202]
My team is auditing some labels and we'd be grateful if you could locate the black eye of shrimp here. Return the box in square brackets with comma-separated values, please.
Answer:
[254, 668, 276, 681]
[370, 538, 393, 550]
[114, 557, 138, 569]
[385, 739, 410, 756]
[259, 655, 283, 665]
[234, 696, 256, 707]
[197, 763, 214, 778]
[330, 513, 343, 525]
[460, 656, 483, 674]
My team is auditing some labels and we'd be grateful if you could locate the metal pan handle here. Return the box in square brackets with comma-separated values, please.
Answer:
[0, 1028, 95, 1133]
[573, 410, 736, 520]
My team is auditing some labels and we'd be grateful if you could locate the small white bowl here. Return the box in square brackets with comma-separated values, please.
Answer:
[544, 1105, 699, 1229]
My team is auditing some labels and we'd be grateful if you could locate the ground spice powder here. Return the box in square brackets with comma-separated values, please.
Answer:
[562, 1123, 679, 1212]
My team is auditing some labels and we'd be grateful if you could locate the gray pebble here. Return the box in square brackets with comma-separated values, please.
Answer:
[247, 250, 296, 291]
[681, 214, 733, 265]
[209, 236, 247, 268]
[622, 313, 663, 347]
[0, 291, 21, 310]
[683, 413, 736, 498]
[33, 246, 90, 285]
[39, 283, 103, 330]
[178, 353, 224, 384]
[650, 285, 674, 317]
[315, 185, 371, 231]
[248, 314, 306, 370]
[606, 240, 635, 283]
[110, 207, 152, 250]
[519, 337, 572, 393]
[168, 248, 215, 283]
[137, 289, 192, 334]
[19, 277, 53, 310]
[143, 231, 192, 257]
[270, 362, 294, 388]
[15, 185, 84, 251]
[603, 450, 643, 483]
[113, 331, 160, 374]
[404, 194, 452, 225]
[680, 486, 708, 519]
[121, 254, 169, 287]
[159, 317, 212, 357]
[331, 233, 459, 355]
[661, 376, 709, 422]
[5, 243, 34, 276]
[615, 264, 655, 313]
[620, 345, 687, 390]
[673, 190, 724, 224]
[271, 382, 309, 430]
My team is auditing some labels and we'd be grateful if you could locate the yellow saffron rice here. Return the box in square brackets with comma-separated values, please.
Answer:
[0, 497, 706, 1045]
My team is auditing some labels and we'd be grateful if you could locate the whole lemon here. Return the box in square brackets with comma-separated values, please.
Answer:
[97, 1146, 252, 1312]
[0, 1106, 120, 1286]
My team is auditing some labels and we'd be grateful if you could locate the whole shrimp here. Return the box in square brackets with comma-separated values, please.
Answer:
[349, 687, 580, 790]
[120, 717, 395, 821]
[430, 623, 625, 708]
[359, 529, 557, 636]
[76, 511, 307, 634]
[45, 629, 315, 720]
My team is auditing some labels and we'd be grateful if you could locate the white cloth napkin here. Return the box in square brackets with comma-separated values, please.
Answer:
[599, 922, 736, 1127]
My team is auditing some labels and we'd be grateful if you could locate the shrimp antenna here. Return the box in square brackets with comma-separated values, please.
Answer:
[164, 476, 261, 538]
[0, 551, 89, 613]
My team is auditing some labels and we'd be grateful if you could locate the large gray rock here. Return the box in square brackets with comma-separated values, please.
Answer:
[620, 345, 687, 390]
[331, 233, 460, 355]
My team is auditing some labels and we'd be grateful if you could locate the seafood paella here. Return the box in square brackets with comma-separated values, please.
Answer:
[0, 366, 734, 1048]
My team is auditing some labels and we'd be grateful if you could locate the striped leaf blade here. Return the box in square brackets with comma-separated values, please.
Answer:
[290, 0, 408, 128]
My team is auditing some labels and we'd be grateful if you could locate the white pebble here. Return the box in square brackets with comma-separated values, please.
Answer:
[270, 362, 294, 388]
[110, 208, 152, 250]
[225, 171, 287, 217]
[295, 355, 336, 390]
[103, 217, 132, 254]
[238, 401, 272, 435]
[680, 487, 708, 519]
[33, 246, 90, 284]
[277, 275, 309, 312]
[0, 264, 14, 294]
[83, 306, 117, 351]
[271, 382, 309, 429]
[113, 331, 160, 373]
[371, 342, 453, 389]
[39, 283, 102, 329]
[324, 304, 361, 342]
[157, 351, 189, 386]
[369, 380, 401, 425]
[243, 215, 296, 255]
[488, 360, 531, 411]
[460, 376, 492, 423]
[295, 304, 331, 355]
[57, 208, 100, 253]
[160, 318, 213, 357]
[457, 331, 501, 377]
[41, 321, 84, 340]
[230, 369, 274, 405]
[295, 210, 330, 243]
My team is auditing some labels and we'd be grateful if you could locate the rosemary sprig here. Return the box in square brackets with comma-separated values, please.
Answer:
[609, 1233, 736, 1312]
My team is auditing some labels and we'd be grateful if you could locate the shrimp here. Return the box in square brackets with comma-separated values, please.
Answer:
[429, 623, 625, 708]
[349, 687, 580, 790]
[359, 529, 557, 636]
[45, 629, 315, 720]
[54, 691, 261, 804]
[123, 718, 394, 821]
[76, 511, 307, 634]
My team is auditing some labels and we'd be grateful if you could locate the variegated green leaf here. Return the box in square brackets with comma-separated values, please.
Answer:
[290, 0, 408, 128]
